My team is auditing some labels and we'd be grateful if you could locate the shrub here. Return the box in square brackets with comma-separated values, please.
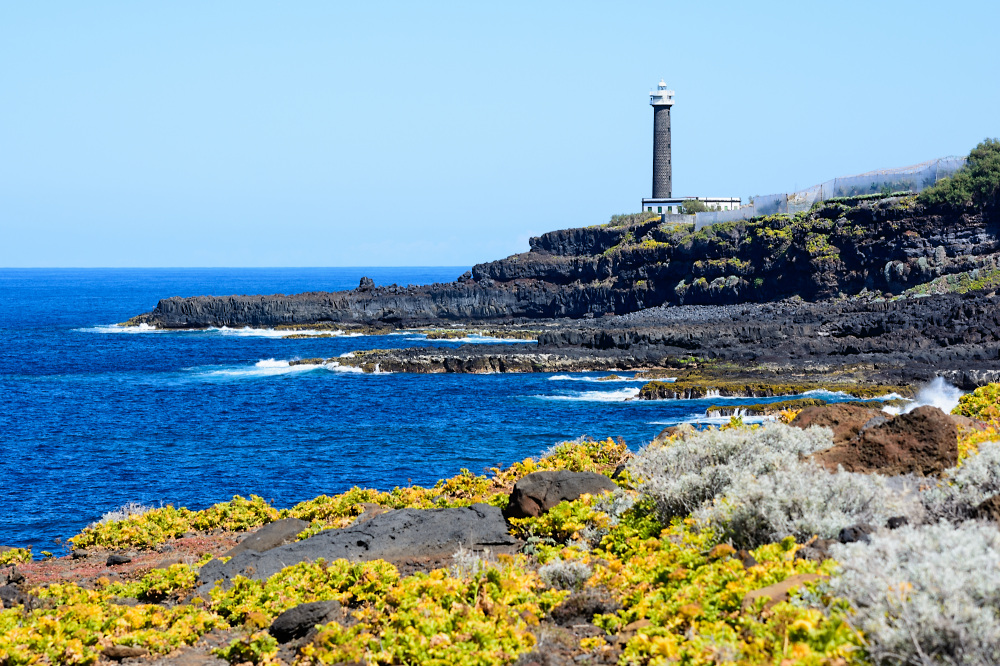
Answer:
[629, 423, 834, 523]
[922, 441, 1000, 522]
[0, 547, 32, 566]
[830, 521, 1000, 665]
[696, 461, 906, 549]
[953, 382, 1000, 423]
[607, 211, 659, 227]
[919, 138, 1000, 209]
[538, 558, 593, 591]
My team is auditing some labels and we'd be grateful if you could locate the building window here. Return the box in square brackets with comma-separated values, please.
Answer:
[647, 207, 652, 212]
[657, 206, 662, 213]
[668, 206, 673, 213]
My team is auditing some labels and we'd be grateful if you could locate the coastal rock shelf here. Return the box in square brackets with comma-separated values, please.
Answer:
[121, 195, 1000, 389]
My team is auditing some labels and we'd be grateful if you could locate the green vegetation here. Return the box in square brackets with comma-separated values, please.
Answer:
[679, 199, 710, 214]
[904, 263, 1000, 297]
[0, 548, 32, 566]
[606, 211, 659, 227]
[919, 138, 1000, 209]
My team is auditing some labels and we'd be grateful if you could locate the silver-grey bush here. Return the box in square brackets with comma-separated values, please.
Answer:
[695, 461, 905, 548]
[830, 521, 1000, 665]
[629, 423, 834, 523]
[922, 441, 1000, 522]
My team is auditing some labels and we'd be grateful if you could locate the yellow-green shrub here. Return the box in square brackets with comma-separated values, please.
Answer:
[0, 547, 32, 566]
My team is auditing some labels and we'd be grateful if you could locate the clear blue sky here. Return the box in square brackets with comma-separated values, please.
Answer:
[2, 1, 997, 267]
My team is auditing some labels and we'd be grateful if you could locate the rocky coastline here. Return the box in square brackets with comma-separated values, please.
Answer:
[121, 196, 1000, 390]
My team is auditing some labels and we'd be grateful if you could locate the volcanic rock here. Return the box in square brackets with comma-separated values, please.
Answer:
[504, 471, 618, 520]
[973, 495, 1000, 523]
[791, 403, 885, 446]
[198, 504, 516, 588]
[106, 554, 132, 566]
[269, 600, 345, 643]
[810, 406, 958, 476]
[224, 518, 310, 558]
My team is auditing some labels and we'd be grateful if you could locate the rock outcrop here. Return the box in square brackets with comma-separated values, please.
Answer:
[128, 200, 999, 328]
[198, 504, 517, 588]
[807, 406, 958, 476]
[504, 471, 618, 520]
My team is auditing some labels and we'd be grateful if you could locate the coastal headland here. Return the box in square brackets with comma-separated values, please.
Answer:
[124, 192, 1000, 391]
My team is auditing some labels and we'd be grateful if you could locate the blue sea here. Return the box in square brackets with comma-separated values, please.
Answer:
[0, 268, 891, 551]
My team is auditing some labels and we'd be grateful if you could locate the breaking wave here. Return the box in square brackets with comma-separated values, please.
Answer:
[208, 326, 359, 338]
[80, 323, 164, 334]
[192, 358, 322, 380]
[535, 387, 641, 402]
[547, 374, 651, 383]
[881, 376, 963, 415]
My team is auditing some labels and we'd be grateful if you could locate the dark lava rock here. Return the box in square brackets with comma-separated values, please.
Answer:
[225, 518, 310, 558]
[2, 567, 25, 586]
[794, 539, 836, 562]
[269, 600, 344, 643]
[357, 276, 375, 292]
[811, 406, 958, 476]
[0, 585, 34, 608]
[106, 554, 132, 566]
[102, 645, 149, 660]
[549, 588, 621, 626]
[792, 403, 885, 446]
[974, 495, 1000, 523]
[504, 471, 618, 520]
[887, 516, 909, 529]
[199, 504, 516, 588]
[838, 524, 875, 544]
[737, 549, 758, 568]
[71, 549, 88, 560]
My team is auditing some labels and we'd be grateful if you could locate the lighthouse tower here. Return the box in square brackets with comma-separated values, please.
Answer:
[650, 79, 674, 198]
[640, 80, 740, 217]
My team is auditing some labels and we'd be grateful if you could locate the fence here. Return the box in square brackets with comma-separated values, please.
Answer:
[692, 156, 967, 231]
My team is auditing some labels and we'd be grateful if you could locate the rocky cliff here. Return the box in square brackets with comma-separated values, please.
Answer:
[131, 197, 999, 328]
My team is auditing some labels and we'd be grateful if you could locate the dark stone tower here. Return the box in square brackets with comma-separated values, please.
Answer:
[650, 80, 675, 198]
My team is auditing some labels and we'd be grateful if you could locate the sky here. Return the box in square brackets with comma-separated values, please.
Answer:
[2, 1, 998, 267]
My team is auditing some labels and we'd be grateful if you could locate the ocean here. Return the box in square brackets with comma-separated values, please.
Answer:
[0, 268, 887, 551]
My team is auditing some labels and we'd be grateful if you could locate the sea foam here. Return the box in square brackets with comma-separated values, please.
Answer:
[536, 387, 641, 403]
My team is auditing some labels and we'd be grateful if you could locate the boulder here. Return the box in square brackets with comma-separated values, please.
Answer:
[974, 495, 1000, 523]
[199, 504, 516, 588]
[103, 645, 149, 661]
[791, 403, 884, 446]
[106, 554, 132, 566]
[810, 406, 958, 476]
[504, 471, 617, 520]
[837, 524, 874, 544]
[269, 600, 344, 643]
[224, 518, 310, 558]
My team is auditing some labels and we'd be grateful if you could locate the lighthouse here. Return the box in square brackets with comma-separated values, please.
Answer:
[650, 79, 674, 198]
[641, 80, 740, 216]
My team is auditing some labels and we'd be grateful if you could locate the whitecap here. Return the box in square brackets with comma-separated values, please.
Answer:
[193, 358, 319, 379]
[535, 387, 641, 402]
[208, 326, 354, 338]
[323, 362, 365, 374]
[547, 374, 647, 383]
[79, 323, 164, 334]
